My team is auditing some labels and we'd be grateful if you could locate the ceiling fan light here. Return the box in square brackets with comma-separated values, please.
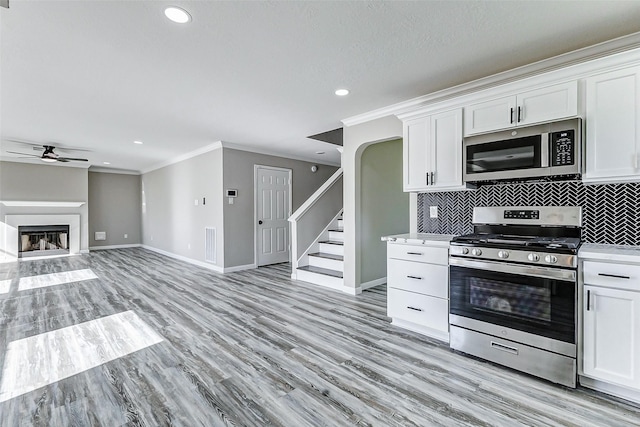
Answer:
[41, 158, 57, 163]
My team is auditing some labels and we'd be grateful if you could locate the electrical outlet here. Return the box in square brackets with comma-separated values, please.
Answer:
[124, 234, 128, 239]
[430, 206, 438, 218]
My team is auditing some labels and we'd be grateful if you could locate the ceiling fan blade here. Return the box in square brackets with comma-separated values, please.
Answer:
[6, 151, 41, 157]
[57, 157, 88, 162]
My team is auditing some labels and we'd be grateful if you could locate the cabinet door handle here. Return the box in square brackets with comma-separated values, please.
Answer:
[430, 172, 435, 185]
[517, 106, 522, 122]
[407, 275, 423, 280]
[426, 172, 430, 185]
[406, 252, 423, 256]
[586, 290, 591, 311]
[598, 273, 631, 280]
[510, 107, 514, 124]
[407, 306, 423, 312]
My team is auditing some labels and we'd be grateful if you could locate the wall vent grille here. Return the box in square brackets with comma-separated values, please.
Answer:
[205, 227, 216, 263]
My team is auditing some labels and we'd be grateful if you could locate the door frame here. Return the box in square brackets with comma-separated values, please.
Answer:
[254, 165, 293, 267]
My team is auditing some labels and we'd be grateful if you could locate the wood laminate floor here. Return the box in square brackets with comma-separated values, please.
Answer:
[0, 248, 638, 426]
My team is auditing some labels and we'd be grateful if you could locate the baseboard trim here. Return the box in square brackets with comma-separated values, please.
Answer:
[343, 285, 362, 296]
[223, 263, 256, 273]
[141, 245, 224, 273]
[89, 244, 142, 251]
[360, 277, 386, 291]
[80, 249, 90, 254]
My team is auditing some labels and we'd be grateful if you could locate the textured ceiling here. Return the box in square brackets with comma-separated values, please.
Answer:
[2, 1, 640, 172]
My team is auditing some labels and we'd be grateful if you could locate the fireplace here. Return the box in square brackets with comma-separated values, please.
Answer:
[18, 225, 70, 258]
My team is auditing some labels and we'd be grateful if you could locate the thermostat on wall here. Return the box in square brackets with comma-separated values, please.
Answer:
[226, 189, 238, 197]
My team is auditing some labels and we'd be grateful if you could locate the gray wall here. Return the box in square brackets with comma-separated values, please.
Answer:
[0, 161, 90, 252]
[88, 172, 141, 247]
[222, 148, 338, 268]
[141, 149, 224, 267]
[360, 139, 409, 283]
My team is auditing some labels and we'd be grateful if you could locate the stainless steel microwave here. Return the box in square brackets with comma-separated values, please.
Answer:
[463, 118, 581, 183]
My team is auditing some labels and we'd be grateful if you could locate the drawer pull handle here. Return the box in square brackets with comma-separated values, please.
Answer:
[406, 252, 423, 256]
[407, 275, 423, 280]
[598, 273, 630, 280]
[490, 341, 519, 355]
[407, 306, 423, 312]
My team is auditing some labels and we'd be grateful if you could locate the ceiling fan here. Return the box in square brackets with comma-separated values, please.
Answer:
[7, 145, 89, 163]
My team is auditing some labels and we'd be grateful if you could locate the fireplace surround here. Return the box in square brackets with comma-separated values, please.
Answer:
[4, 214, 81, 259]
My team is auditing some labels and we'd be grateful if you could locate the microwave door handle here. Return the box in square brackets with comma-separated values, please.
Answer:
[541, 133, 549, 167]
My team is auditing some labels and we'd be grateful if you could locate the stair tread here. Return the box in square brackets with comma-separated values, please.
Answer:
[319, 240, 344, 246]
[308, 252, 344, 261]
[298, 265, 343, 278]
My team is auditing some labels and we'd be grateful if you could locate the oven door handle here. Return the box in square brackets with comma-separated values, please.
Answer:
[449, 257, 576, 281]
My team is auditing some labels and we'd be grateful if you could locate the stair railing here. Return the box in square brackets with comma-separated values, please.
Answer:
[288, 168, 343, 275]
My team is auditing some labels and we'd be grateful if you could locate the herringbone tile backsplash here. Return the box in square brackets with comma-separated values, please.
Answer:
[418, 180, 640, 245]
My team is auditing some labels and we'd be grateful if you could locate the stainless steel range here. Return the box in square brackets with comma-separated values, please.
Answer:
[449, 206, 581, 387]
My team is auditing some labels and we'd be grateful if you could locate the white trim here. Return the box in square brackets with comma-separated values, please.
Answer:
[342, 31, 640, 126]
[254, 165, 293, 267]
[88, 167, 140, 175]
[223, 263, 256, 273]
[343, 285, 362, 296]
[359, 277, 386, 291]
[579, 376, 640, 404]
[80, 249, 90, 254]
[222, 142, 340, 167]
[1, 201, 85, 207]
[141, 141, 223, 174]
[391, 318, 450, 343]
[141, 245, 224, 273]
[289, 168, 343, 222]
[89, 244, 141, 250]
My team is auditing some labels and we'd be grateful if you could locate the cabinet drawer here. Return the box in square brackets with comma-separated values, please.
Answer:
[583, 261, 640, 291]
[387, 259, 448, 298]
[387, 243, 448, 265]
[387, 288, 449, 333]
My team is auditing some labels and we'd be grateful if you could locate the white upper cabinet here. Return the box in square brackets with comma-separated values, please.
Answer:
[464, 81, 578, 136]
[584, 65, 640, 183]
[403, 108, 465, 192]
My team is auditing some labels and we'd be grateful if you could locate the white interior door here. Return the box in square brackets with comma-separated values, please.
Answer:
[256, 166, 291, 266]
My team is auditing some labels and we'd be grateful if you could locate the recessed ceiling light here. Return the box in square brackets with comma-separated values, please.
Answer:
[315, 151, 325, 155]
[335, 89, 350, 96]
[134, 140, 143, 145]
[103, 162, 111, 165]
[164, 6, 191, 24]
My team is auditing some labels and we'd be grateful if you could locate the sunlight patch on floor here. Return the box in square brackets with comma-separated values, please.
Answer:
[0, 310, 164, 402]
[18, 269, 98, 291]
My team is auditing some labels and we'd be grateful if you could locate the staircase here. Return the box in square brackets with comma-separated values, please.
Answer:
[295, 215, 345, 289]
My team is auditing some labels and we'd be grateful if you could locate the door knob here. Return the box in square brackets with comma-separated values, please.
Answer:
[258, 220, 263, 225]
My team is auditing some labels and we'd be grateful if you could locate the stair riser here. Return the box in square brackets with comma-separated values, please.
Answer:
[328, 231, 344, 242]
[319, 243, 344, 256]
[337, 219, 344, 228]
[296, 269, 344, 290]
[309, 256, 344, 271]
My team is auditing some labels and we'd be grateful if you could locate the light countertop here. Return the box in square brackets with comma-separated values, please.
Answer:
[381, 233, 456, 247]
[579, 243, 640, 264]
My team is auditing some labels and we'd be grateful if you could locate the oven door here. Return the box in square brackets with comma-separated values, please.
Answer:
[449, 258, 575, 344]
[463, 133, 547, 182]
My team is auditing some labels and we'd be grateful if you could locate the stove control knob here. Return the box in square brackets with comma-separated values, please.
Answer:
[471, 248, 482, 256]
[528, 253, 540, 262]
[461, 247, 470, 255]
[498, 250, 509, 259]
[544, 255, 558, 264]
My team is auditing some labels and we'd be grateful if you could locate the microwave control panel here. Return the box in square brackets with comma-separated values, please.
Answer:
[550, 130, 575, 166]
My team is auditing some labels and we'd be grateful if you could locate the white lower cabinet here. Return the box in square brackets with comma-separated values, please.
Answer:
[579, 248, 640, 403]
[386, 238, 450, 342]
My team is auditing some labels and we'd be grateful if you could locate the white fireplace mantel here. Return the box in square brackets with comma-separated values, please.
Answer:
[0, 201, 86, 208]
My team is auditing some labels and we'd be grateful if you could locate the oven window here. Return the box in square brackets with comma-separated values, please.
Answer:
[466, 135, 541, 173]
[450, 265, 575, 343]
[469, 277, 551, 322]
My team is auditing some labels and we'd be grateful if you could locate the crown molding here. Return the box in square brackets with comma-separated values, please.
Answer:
[220, 142, 341, 167]
[88, 167, 140, 175]
[140, 141, 223, 174]
[342, 31, 640, 127]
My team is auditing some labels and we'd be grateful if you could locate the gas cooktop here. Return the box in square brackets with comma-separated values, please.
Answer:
[451, 233, 581, 251]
